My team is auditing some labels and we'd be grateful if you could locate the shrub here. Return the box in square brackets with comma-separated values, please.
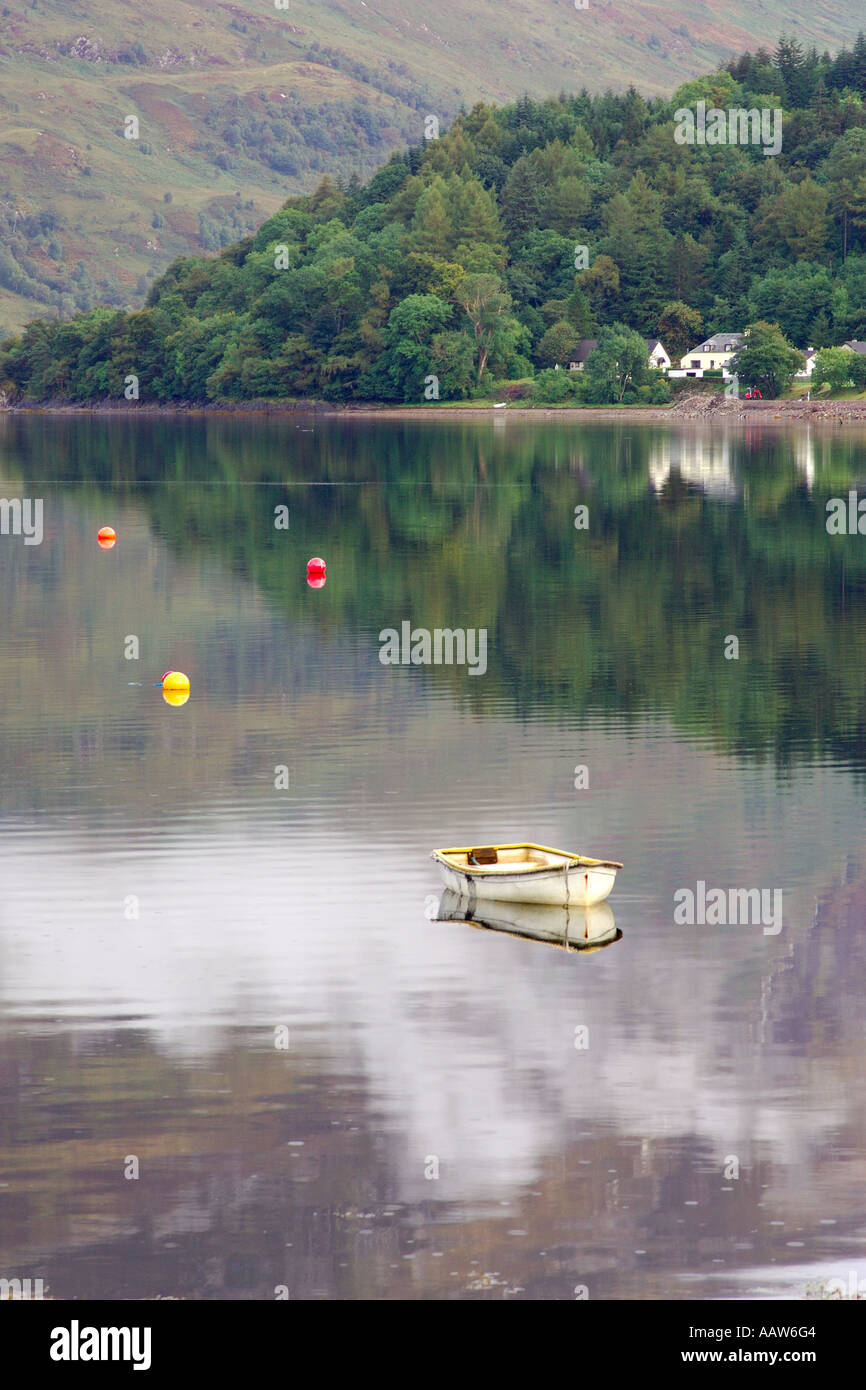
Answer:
[532, 368, 584, 403]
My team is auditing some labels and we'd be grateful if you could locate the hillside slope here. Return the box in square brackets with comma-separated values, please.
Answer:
[0, 0, 864, 330]
[5, 63, 866, 409]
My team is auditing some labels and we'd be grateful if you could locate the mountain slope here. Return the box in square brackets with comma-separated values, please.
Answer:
[6, 68, 866, 410]
[0, 0, 864, 330]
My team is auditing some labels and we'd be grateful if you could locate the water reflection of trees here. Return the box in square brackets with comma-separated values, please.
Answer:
[4, 417, 866, 770]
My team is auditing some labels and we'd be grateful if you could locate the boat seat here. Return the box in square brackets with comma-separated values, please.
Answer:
[468, 847, 498, 865]
[462, 848, 553, 870]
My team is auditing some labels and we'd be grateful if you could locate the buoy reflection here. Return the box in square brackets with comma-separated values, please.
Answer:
[162, 688, 190, 708]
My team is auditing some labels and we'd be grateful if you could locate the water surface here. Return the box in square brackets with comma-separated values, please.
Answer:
[1, 415, 865, 1300]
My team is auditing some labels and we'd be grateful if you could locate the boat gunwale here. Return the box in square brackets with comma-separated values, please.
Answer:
[431, 842, 624, 873]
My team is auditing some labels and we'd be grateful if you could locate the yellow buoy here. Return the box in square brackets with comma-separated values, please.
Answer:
[162, 670, 190, 692]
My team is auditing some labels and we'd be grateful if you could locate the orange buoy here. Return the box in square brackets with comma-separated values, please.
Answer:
[97, 526, 116, 549]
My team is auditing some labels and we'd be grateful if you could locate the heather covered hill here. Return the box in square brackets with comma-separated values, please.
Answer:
[4, 47, 866, 405]
[1, 0, 866, 329]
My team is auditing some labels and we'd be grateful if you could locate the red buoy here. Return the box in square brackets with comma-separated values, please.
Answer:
[306, 556, 326, 589]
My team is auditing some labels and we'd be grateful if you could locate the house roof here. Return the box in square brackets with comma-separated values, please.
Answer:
[569, 337, 668, 364]
[686, 333, 744, 354]
[843, 340, 866, 354]
[570, 339, 598, 363]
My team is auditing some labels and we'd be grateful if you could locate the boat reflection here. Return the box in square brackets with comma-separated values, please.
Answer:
[433, 889, 622, 953]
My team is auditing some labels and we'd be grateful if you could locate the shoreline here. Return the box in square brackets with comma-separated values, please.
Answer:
[4, 397, 866, 425]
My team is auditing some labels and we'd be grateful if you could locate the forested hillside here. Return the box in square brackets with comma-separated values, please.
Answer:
[4, 38, 866, 405]
[1, 0, 865, 330]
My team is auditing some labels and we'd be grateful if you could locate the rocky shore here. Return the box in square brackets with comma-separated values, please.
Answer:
[669, 392, 866, 422]
[3, 393, 866, 424]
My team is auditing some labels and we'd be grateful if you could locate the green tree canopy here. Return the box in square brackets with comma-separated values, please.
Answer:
[733, 321, 804, 397]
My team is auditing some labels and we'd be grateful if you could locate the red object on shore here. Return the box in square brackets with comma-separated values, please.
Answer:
[97, 526, 116, 549]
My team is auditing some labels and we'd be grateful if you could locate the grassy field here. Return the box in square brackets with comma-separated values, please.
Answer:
[1, 0, 864, 331]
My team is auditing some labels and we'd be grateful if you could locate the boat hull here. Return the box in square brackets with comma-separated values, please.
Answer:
[434, 859, 618, 907]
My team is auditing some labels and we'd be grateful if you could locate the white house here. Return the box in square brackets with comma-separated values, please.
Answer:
[568, 339, 598, 370]
[794, 348, 818, 379]
[646, 338, 671, 371]
[679, 333, 744, 373]
[568, 337, 671, 371]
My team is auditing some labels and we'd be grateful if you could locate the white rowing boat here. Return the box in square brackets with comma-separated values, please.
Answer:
[431, 842, 622, 907]
[434, 889, 621, 952]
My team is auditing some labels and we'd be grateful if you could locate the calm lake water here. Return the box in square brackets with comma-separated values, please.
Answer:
[1, 413, 865, 1301]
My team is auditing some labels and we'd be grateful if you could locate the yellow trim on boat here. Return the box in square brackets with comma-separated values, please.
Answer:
[432, 842, 623, 871]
